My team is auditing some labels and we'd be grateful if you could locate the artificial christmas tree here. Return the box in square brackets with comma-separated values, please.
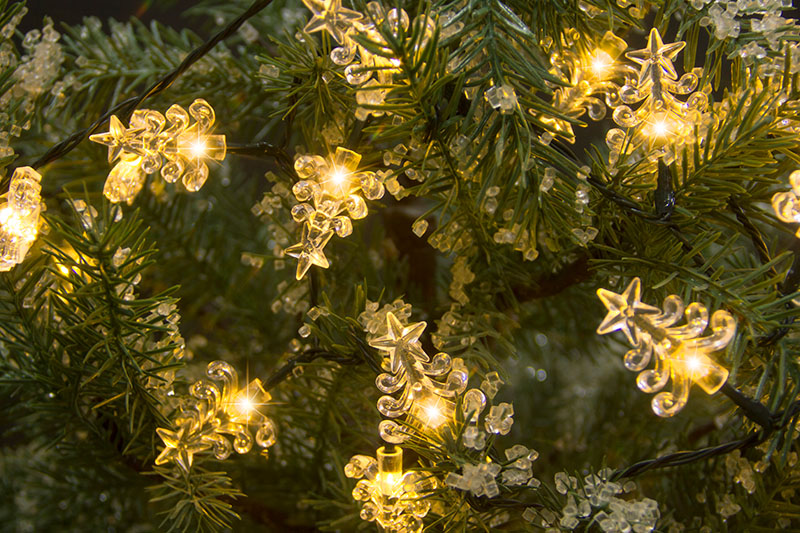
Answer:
[1, 0, 800, 531]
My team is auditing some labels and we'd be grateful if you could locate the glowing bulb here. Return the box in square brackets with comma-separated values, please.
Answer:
[0, 207, 10, 225]
[422, 401, 445, 428]
[238, 397, 254, 414]
[190, 140, 207, 158]
[379, 472, 401, 496]
[590, 51, 613, 77]
[648, 117, 672, 138]
[58, 264, 70, 276]
[331, 170, 347, 186]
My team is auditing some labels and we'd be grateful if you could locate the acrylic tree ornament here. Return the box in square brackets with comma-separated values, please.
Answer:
[369, 311, 468, 442]
[0, 166, 42, 271]
[596, 278, 735, 417]
[155, 360, 277, 471]
[286, 147, 384, 280]
[606, 28, 708, 164]
[344, 446, 434, 533]
[538, 30, 630, 143]
[89, 98, 226, 204]
[772, 170, 800, 237]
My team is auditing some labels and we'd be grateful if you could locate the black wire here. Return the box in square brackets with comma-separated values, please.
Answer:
[226, 141, 294, 172]
[611, 433, 761, 480]
[29, 0, 276, 171]
[611, 398, 800, 480]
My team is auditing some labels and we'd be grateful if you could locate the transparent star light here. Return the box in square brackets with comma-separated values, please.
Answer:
[286, 147, 384, 280]
[596, 277, 735, 417]
[606, 28, 709, 165]
[0, 167, 42, 271]
[155, 360, 276, 471]
[89, 98, 226, 204]
[368, 311, 468, 442]
[344, 446, 435, 533]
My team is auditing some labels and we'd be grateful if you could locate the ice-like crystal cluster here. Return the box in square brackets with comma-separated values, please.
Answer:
[552, 470, 659, 532]
[691, 0, 795, 63]
[12, 19, 64, 102]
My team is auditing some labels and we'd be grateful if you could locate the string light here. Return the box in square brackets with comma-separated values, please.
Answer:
[90, 98, 226, 204]
[596, 277, 735, 417]
[0, 167, 42, 272]
[344, 446, 435, 533]
[286, 147, 384, 280]
[155, 361, 276, 470]
[607, 28, 708, 164]
[368, 311, 467, 439]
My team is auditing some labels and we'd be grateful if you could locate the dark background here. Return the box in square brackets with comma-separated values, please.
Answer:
[22, 0, 195, 32]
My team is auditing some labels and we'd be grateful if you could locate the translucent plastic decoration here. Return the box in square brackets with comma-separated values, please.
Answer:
[772, 170, 800, 237]
[344, 446, 435, 533]
[537, 30, 631, 143]
[0, 167, 42, 271]
[606, 28, 709, 164]
[300, 0, 434, 119]
[596, 277, 735, 417]
[155, 360, 277, 471]
[90, 99, 226, 204]
[368, 311, 468, 439]
[301, 0, 363, 44]
[285, 147, 384, 279]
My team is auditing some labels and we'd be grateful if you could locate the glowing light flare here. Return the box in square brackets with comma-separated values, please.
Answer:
[190, 139, 207, 159]
[418, 397, 448, 429]
[228, 378, 271, 423]
[377, 472, 403, 496]
[0, 206, 37, 239]
[324, 167, 352, 197]
[589, 50, 613, 78]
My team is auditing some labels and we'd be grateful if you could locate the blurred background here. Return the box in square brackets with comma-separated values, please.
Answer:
[22, 0, 193, 32]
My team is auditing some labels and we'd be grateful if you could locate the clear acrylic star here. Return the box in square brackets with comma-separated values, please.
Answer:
[89, 115, 142, 163]
[626, 28, 685, 88]
[154, 420, 209, 471]
[370, 311, 429, 373]
[301, 0, 362, 44]
[285, 222, 334, 280]
[596, 277, 659, 344]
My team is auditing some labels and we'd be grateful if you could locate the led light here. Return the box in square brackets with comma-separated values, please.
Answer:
[590, 50, 613, 77]
[651, 118, 669, 137]
[190, 140, 207, 158]
[237, 397, 254, 415]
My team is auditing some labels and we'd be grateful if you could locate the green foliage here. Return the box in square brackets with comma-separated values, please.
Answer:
[1, 0, 800, 532]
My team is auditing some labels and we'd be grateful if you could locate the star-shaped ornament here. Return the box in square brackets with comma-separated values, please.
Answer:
[89, 115, 142, 163]
[596, 277, 659, 344]
[285, 223, 334, 280]
[370, 312, 430, 373]
[626, 28, 685, 88]
[155, 420, 209, 471]
[302, 0, 363, 44]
